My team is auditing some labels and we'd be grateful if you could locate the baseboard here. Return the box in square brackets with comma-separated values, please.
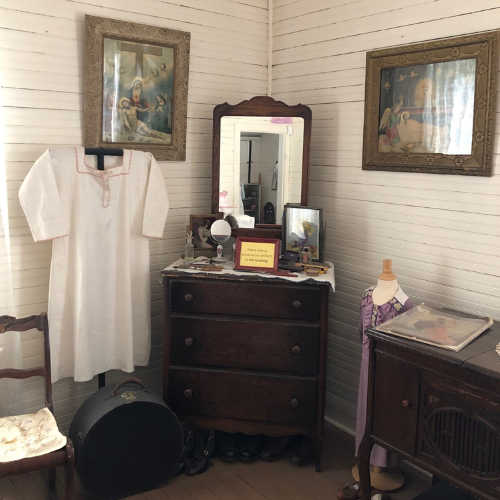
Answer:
[324, 415, 356, 437]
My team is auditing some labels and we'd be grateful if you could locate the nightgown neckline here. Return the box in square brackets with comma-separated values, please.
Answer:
[75, 147, 132, 176]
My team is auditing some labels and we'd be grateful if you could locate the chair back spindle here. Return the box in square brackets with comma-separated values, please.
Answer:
[0, 313, 54, 415]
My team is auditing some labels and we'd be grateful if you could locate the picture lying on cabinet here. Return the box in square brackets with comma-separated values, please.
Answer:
[374, 304, 493, 352]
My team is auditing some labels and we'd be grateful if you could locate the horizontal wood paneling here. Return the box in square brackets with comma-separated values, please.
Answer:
[273, 1, 500, 431]
[1, 0, 267, 431]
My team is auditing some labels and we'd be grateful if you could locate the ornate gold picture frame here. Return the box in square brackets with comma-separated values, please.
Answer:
[84, 15, 190, 161]
[362, 31, 498, 176]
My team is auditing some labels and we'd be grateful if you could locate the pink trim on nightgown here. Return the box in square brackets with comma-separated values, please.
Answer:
[74, 148, 133, 207]
[36, 234, 68, 243]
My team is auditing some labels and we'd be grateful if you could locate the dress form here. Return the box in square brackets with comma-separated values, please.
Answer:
[372, 260, 399, 305]
[352, 259, 405, 492]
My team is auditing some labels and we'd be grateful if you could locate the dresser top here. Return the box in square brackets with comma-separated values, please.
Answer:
[161, 259, 335, 290]
[368, 321, 500, 380]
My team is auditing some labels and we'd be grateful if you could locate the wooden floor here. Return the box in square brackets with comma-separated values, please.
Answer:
[0, 426, 431, 500]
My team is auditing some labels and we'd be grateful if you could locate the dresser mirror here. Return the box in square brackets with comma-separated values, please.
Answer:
[210, 219, 232, 263]
[212, 96, 312, 239]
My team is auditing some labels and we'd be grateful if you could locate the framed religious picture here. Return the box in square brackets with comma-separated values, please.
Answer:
[362, 31, 499, 176]
[282, 205, 324, 262]
[84, 15, 190, 161]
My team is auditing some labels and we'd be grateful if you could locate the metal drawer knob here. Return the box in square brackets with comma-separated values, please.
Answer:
[292, 345, 301, 355]
[290, 398, 299, 408]
[402, 400, 409, 408]
[185, 293, 194, 302]
[184, 389, 193, 398]
[293, 300, 301, 309]
[185, 337, 194, 347]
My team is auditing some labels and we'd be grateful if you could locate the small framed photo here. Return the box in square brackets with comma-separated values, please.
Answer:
[189, 214, 222, 252]
[235, 237, 280, 272]
[84, 15, 190, 161]
[282, 205, 323, 262]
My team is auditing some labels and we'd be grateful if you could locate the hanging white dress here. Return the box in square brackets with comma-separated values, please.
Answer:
[19, 148, 169, 382]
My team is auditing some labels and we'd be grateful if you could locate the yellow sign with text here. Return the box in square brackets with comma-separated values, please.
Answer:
[239, 241, 276, 269]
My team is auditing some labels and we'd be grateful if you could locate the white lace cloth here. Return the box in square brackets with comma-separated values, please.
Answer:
[165, 259, 336, 291]
[0, 407, 66, 462]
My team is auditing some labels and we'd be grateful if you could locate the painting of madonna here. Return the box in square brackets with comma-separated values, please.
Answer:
[102, 38, 174, 144]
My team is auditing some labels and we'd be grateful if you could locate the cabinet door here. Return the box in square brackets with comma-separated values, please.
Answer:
[372, 352, 419, 456]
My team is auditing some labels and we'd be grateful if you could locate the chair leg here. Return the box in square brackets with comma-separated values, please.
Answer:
[47, 467, 58, 500]
[65, 440, 75, 500]
[48, 467, 57, 490]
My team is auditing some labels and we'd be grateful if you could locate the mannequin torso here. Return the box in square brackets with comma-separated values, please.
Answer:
[372, 278, 399, 306]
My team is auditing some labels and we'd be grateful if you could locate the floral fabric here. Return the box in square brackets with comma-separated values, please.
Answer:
[0, 408, 66, 463]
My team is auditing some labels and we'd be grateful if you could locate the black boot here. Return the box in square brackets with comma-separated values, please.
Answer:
[172, 430, 196, 477]
[238, 434, 264, 462]
[216, 431, 240, 462]
[290, 435, 314, 466]
[185, 431, 216, 476]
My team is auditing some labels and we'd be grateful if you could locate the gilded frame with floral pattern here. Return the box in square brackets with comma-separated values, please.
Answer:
[362, 31, 498, 176]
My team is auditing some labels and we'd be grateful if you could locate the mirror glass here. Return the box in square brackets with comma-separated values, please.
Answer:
[210, 219, 232, 243]
[218, 116, 304, 224]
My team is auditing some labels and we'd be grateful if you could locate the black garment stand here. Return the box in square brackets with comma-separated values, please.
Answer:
[84, 148, 123, 388]
[84, 148, 123, 171]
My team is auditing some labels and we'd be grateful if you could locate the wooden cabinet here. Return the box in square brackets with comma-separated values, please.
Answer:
[359, 326, 500, 500]
[161, 271, 330, 471]
[371, 352, 419, 456]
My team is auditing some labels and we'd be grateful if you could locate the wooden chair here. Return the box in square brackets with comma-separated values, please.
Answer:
[0, 313, 74, 499]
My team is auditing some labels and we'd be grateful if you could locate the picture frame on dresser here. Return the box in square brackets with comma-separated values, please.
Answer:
[362, 31, 499, 176]
[282, 205, 324, 262]
[84, 15, 190, 161]
[189, 213, 222, 253]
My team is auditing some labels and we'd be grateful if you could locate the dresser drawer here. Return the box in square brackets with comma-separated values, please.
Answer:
[169, 280, 321, 322]
[170, 317, 319, 375]
[168, 368, 317, 425]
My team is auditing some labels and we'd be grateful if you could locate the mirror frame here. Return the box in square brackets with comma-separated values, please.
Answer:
[212, 96, 312, 239]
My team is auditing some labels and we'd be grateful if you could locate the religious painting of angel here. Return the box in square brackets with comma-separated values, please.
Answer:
[362, 32, 498, 176]
[84, 16, 190, 161]
[102, 39, 174, 145]
[378, 60, 477, 155]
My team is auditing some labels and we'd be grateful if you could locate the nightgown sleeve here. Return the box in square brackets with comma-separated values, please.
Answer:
[143, 154, 169, 239]
[19, 149, 68, 242]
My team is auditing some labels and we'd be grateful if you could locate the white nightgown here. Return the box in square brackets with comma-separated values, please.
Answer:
[19, 148, 169, 382]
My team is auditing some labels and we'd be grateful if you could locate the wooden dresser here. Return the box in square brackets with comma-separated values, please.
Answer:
[161, 270, 331, 471]
[359, 324, 500, 500]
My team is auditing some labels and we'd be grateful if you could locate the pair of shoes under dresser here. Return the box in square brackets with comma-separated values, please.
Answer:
[160, 262, 334, 471]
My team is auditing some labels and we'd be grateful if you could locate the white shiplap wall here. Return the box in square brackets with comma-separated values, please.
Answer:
[272, 0, 500, 431]
[1, 0, 268, 431]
